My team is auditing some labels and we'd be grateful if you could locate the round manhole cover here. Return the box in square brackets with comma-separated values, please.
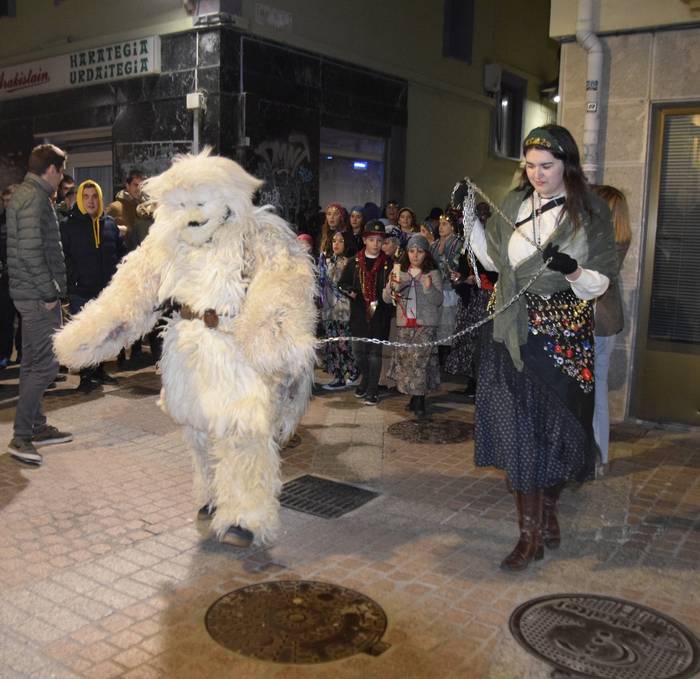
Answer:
[509, 594, 700, 679]
[205, 580, 388, 663]
[387, 418, 473, 444]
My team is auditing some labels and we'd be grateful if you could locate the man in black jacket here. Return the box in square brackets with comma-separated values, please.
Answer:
[6, 144, 72, 465]
[337, 220, 394, 405]
[61, 180, 124, 392]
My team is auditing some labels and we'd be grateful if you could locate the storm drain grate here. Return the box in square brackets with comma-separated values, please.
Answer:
[280, 474, 379, 519]
[205, 580, 389, 663]
[509, 593, 700, 679]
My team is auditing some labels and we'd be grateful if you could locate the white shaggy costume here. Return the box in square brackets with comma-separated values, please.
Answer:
[54, 151, 317, 545]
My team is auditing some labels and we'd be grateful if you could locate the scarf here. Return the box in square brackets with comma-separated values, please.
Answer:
[487, 188, 618, 370]
[357, 249, 387, 319]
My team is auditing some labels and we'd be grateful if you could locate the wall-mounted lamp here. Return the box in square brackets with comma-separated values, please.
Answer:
[540, 79, 560, 104]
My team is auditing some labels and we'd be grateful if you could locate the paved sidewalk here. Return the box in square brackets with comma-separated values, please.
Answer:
[0, 362, 698, 678]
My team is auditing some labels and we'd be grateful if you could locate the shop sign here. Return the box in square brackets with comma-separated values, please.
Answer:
[0, 36, 161, 101]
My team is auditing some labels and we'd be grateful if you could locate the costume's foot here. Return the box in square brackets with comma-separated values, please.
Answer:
[219, 525, 254, 548]
[77, 376, 101, 393]
[95, 368, 118, 385]
[197, 503, 216, 520]
[404, 396, 417, 411]
[354, 385, 368, 398]
[363, 394, 378, 406]
[500, 491, 544, 572]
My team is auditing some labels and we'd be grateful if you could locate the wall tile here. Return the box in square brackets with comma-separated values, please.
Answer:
[651, 28, 700, 100]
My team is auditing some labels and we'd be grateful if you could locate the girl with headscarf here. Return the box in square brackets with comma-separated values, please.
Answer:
[468, 124, 617, 571]
[319, 230, 358, 389]
[384, 234, 443, 418]
[430, 210, 463, 364]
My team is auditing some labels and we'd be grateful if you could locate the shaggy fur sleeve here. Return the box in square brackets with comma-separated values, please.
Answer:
[232, 247, 318, 378]
[53, 239, 163, 369]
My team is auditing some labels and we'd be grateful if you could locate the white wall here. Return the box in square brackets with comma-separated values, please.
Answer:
[550, 0, 700, 39]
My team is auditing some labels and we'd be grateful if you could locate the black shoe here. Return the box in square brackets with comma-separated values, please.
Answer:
[363, 394, 378, 406]
[197, 503, 216, 520]
[404, 396, 417, 411]
[354, 386, 368, 398]
[95, 368, 118, 385]
[414, 395, 427, 419]
[77, 376, 101, 393]
[220, 525, 254, 548]
[32, 425, 73, 447]
[8, 438, 43, 466]
[463, 380, 476, 399]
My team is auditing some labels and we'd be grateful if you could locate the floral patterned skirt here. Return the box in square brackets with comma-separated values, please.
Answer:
[322, 320, 358, 380]
[388, 326, 440, 395]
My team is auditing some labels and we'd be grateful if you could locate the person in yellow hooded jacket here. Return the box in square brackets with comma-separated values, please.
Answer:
[60, 179, 124, 391]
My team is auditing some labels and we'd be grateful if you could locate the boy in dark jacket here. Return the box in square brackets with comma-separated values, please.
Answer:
[61, 180, 124, 391]
[337, 220, 394, 405]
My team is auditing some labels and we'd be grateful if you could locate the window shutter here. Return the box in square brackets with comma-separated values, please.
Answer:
[648, 113, 700, 344]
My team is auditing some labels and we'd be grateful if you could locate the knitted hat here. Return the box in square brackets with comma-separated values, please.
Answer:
[406, 234, 430, 251]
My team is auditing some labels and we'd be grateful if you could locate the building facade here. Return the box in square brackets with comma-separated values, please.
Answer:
[552, 0, 700, 425]
[0, 0, 557, 227]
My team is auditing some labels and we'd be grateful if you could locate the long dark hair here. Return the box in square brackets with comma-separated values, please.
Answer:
[518, 124, 590, 231]
[331, 229, 357, 257]
[399, 248, 438, 273]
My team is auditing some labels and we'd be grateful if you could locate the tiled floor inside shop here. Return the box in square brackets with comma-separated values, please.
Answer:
[0, 361, 698, 678]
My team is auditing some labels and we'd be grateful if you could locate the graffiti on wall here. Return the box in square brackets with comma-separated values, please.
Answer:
[252, 132, 315, 226]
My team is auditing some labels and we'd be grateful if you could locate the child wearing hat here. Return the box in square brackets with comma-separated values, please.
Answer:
[383, 234, 443, 418]
[337, 219, 394, 405]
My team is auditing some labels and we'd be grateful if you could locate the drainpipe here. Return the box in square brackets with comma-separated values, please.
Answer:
[576, 0, 603, 183]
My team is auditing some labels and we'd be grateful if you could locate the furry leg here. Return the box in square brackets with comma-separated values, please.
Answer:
[183, 426, 215, 508]
[209, 433, 282, 545]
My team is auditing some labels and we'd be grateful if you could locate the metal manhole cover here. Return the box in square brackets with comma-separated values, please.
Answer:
[387, 418, 473, 444]
[280, 475, 378, 519]
[205, 580, 389, 663]
[510, 594, 700, 679]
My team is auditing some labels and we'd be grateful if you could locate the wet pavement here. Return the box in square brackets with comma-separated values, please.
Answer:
[0, 360, 698, 678]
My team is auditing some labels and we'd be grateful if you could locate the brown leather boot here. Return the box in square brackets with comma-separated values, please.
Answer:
[543, 483, 564, 549]
[500, 490, 544, 571]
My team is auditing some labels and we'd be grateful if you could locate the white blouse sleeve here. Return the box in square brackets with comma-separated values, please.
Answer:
[566, 268, 609, 300]
[469, 218, 498, 272]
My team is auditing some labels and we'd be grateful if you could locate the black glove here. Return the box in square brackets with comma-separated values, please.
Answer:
[542, 243, 578, 276]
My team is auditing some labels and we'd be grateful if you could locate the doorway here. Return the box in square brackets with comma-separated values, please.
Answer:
[35, 126, 114, 201]
[319, 128, 385, 210]
[632, 106, 700, 425]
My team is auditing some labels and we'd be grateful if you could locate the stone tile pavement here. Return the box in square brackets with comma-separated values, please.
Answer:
[0, 361, 698, 678]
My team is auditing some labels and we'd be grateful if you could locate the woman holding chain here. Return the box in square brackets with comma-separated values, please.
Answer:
[468, 124, 617, 571]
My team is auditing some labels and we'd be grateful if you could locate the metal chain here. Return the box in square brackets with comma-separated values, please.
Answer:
[318, 260, 549, 349]
[317, 177, 554, 351]
[461, 177, 545, 253]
